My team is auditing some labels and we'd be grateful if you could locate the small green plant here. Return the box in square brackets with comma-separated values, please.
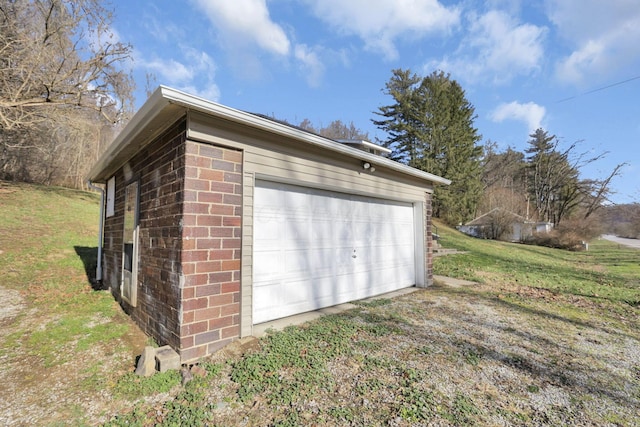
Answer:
[464, 348, 482, 366]
[398, 388, 435, 422]
[272, 410, 302, 427]
[230, 314, 360, 403]
[355, 377, 385, 395]
[449, 393, 480, 424]
[418, 345, 433, 355]
[361, 354, 393, 371]
[114, 370, 181, 398]
[103, 404, 152, 427]
[200, 361, 222, 377]
[355, 339, 382, 351]
[159, 383, 213, 427]
[328, 406, 356, 422]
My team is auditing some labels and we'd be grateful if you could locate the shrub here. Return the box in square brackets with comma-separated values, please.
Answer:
[525, 218, 601, 251]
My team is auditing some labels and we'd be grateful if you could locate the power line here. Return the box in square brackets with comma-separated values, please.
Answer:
[556, 75, 640, 103]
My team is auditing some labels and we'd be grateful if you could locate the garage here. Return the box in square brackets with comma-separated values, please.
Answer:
[88, 86, 450, 362]
[252, 180, 416, 324]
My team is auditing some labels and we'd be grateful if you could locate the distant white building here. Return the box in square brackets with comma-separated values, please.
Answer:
[458, 208, 553, 242]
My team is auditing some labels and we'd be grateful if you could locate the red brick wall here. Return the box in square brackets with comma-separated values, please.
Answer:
[425, 192, 433, 286]
[103, 118, 187, 351]
[179, 140, 243, 362]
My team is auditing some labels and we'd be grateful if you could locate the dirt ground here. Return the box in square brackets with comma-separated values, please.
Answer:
[203, 279, 640, 426]
[0, 285, 148, 426]
[2, 277, 639, 426]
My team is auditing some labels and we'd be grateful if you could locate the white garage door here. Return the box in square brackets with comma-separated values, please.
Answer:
[253, 180, 416, 324]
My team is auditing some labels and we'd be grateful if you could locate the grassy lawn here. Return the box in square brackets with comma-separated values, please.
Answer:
[0, 181, 149, 425]
[434, 220, 640, 307]
[1, 182, 639, 426]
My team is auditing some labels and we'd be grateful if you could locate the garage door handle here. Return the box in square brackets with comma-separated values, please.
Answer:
[352, 249, 357, 258]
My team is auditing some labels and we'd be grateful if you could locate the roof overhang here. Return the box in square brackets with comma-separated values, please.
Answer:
[88, 85, 451, 186]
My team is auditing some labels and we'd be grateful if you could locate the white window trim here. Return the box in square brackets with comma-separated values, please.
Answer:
[106, 176, 115, 217]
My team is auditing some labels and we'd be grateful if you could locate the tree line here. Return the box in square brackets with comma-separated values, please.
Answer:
[370, 69, 625, 244]
[1, 2, 628, 242]
[0, 0, 133, 188]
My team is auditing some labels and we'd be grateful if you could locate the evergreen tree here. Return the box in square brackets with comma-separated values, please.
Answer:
[373, 69, 483, 224]
[372, 69, 423, 167]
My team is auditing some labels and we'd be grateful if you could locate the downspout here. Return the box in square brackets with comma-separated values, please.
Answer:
[87, 180, 105, 283]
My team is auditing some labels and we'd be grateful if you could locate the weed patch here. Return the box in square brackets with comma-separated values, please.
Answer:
[230, 315, 358, 403]
[114, 371, 181, 399]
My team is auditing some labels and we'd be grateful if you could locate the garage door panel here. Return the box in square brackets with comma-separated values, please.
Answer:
[253, 250, 281, 278]
[253, 181, 416, 324]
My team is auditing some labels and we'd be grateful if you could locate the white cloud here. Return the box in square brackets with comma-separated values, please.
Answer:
[180, 84, 221, 103]
[191, 0, 290, 56]
[294, 44, 325, 88]
[136, 47, 220, 102]
[302, 0, 460, 60]
[429, 10, 546, 84]
[490, 101, 546, 133]
[189, 0, 330, 88]
[546, 0, 640, 84]
[144, 58, 194, 83]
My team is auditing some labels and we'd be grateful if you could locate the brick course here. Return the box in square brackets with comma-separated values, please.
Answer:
[179, 140, 243, 362]
[102, 118, 243, 363]
[425, 192, 433, 286]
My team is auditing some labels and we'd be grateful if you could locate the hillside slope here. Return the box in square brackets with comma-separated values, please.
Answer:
[433, 219, 640, 306]
[0, 181, 149, 425]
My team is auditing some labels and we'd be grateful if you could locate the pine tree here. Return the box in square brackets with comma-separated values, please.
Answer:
[372, 69, 423, 167]
[373, 69, 483, 224]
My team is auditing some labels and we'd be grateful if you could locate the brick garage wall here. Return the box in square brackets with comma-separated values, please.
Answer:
[179, 140, 243, 363]
[103, 118, 187, 351]
[425, 192, 434, 286]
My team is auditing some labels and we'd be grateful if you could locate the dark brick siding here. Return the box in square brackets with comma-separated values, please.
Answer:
[102, 123, 243, 363]
[103, 117, 187, 351]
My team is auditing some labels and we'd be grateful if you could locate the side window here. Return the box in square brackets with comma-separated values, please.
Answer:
[106, 177, 115, 217]
[121, 181, 139, 306]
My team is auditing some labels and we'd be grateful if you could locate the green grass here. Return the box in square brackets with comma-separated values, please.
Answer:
[0, 182, 134, 363]
[0, 181, 147, 422]
[4, 182, 640, 426]
[114, 370, 182, 398]
[433, 220, 640, 306]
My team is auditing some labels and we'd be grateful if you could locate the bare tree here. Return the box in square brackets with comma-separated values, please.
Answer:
[0, 0, 133, 186]
[479, 142, 529, 217]
[525, 128, 626, 226]
[319, 119, 369, 140]
[297, 118, 369, 141]
[0, 0, 134, 129]
[581, 163, 627, 219]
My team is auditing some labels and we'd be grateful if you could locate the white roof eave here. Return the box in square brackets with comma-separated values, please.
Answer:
[89, 85, 451, 186]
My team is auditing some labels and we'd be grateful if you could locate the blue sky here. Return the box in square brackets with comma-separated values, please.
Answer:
[109, 0, 640, 204]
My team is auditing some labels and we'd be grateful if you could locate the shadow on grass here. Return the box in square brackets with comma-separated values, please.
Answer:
[74, 246, 107, 291]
